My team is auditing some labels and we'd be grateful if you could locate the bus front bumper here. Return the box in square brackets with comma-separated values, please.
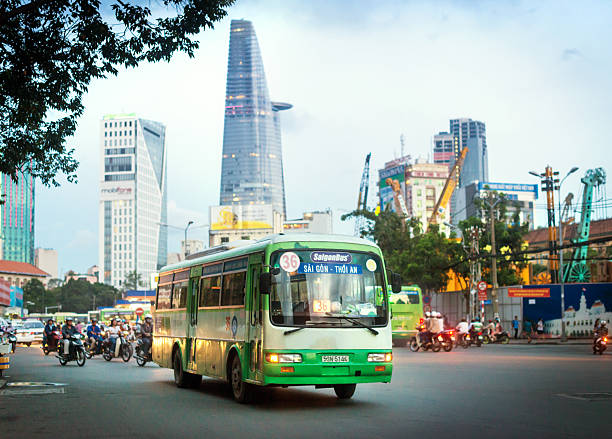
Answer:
[261, 349, 392, 386]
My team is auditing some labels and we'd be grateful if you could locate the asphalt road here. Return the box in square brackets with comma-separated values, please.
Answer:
[1, 344, 611, 438]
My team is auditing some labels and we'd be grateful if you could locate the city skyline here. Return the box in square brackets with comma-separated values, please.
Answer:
[1, 170, 35, 264]
[32, 1, 612, 273]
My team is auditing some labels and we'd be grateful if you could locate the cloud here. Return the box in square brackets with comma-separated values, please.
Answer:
[562, 48, 583, 61]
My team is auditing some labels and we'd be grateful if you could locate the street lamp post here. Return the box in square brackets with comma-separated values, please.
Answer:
[529, 167, 578, 342]
[557, 167, 579, 342]
[184, 221, 194, 259]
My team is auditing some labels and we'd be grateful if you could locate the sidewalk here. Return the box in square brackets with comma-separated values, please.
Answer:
[509, 337, 591, 345]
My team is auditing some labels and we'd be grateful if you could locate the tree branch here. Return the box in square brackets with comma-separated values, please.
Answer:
[0, 0, 58, 25]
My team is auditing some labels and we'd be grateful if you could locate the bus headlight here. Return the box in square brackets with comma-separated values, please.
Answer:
[266, 353, 302, 363]
[368, 353, 392, 362]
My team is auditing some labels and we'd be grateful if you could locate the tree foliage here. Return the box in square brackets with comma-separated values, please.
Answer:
[23, 278, 121, 313]
[0, 0, 234, 185]
[124, 269, 143, 290]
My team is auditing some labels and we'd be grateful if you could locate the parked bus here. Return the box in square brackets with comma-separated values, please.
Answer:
[390, 285, 423, 347]
[153, 234, 400, 403]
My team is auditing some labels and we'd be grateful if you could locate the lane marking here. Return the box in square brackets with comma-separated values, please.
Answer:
[1, 387, 65, 395]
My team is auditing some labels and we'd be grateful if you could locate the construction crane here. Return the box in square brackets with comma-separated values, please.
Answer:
[428, 147, 468, 227]
[354, 153, 371, 236]
[564, 167, 606, 282]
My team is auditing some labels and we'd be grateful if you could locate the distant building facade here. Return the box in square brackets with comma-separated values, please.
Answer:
[35, 248, 58, 279]
[283, 210, 333, 234]
[0, 260, 50, 288]
[405, 162, 450, 234]
[182, 239, 204, 257]
[98, 114, 167, 289]
[454, 181, 537, 229]
[1, 170, 35, 264]
[219, 19, 291, 218]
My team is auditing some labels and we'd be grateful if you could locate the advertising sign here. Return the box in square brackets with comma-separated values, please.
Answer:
[100, 181, 135, 201]
[378, 165, 406, 213]
[210, 205, 274, 230]
[0, 279, 10, 306]
[508, 287, 550, 298]
[478, 182, 538, 197]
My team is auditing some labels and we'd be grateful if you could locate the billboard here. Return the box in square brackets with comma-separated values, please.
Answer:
[100, 182, 135, 201]
[210, 205, 274, 231]
[0, 279, 10, 306]
[478, 182, 538, 198]
[378, 165, 405, 213]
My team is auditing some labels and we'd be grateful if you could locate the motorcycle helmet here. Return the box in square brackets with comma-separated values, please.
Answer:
[144, 314, 152, 320]
[66, 316, 73, 322]
[425, 311, 431, 318]
[601, 321, 607, 326]
[435, 312, 442, 318]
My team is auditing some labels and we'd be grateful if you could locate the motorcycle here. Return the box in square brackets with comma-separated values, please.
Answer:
[483, 331, 510, 344]
[1, 329, 17, 353]
[42, 330, 61, 355]
[134, 338, 152, 367]
[436, 329, 455, 352]
[57, 334, 87, 366]
[409, 322, 441, 352]
[103, 332, 133, 362]
[84, 335, 105, 359]
[593, 335, 607, 355]
[468, 329, 484, 347]
[456, 333, 470, 349]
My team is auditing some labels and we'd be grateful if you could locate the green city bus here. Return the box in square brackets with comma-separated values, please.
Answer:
[390, 285, 423, 347]
[152, 233, 399, 403]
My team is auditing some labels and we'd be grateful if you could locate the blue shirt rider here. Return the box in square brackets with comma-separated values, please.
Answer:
[86, 319, 103, 352]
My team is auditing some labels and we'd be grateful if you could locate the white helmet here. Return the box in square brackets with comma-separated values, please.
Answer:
[144, 314, 152, 319]
[436, 312, 442, 318]
[425, 311, 431, 317]
[601, 321, 607, 326]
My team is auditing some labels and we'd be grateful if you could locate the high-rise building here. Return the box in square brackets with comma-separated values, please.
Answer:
[219, 19, 291, 218]
[405, 162, 450, 234]
[1, 170, 35, 264]
[434, 118, 489, 224]
[98, 114, 167, 289]
[35, 248, 58, 279]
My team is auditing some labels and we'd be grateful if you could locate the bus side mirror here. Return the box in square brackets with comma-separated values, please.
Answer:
[391, 273, 402, 294]
[259, 272, 272, 295]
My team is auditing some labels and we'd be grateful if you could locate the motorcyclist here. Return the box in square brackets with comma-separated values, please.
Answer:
[61, 317, 78, 356]
[494, 318, 504, 337]
[140, 314, 153, 356]
[106, 318, 120, 354]
[421, 311, 432, 345]
[86, 319, 103, 353]
[468, 318, 483, 339]
[594, 321, 608, 342]
[431, 312, 444, 335]
[43, 318, 55, 348]
[455, 318, 469, 343]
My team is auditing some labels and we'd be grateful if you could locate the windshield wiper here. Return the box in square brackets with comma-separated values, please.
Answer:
[284, 327, 305, 335]
[324, 314, 379, 335]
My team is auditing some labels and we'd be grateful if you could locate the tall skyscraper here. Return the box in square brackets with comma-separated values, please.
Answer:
[1, 170, 35, 264]
[434, 118, 488, 186]
[99, 114, 167, 289]
[433, 118, 489, 224]
[219, 19, 291, 218]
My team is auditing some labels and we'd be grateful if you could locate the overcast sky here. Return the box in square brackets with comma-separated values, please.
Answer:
[36, 0, 612, 275]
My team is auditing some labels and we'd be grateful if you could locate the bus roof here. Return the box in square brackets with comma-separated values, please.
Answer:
[160, 233, 381, 273]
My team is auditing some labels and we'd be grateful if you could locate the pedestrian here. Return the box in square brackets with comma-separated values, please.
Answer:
[512, 316, 520, 339]
[536, 318, 544, 339]
[593, 318, 601, 336]
[523, 319, 533, 343]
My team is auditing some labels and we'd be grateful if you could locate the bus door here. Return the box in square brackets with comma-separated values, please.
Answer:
[186, 267, 202, 371]
[247, 255, 263, 381]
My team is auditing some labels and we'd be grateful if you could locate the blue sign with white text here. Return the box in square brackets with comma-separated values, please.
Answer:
[298, 263, 363, 275]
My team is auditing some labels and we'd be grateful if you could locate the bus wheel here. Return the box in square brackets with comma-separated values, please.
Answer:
[334, 384, 356, 399]
[230, 353, 254, 403]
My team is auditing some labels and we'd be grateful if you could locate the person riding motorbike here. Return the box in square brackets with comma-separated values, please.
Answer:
[468, 318, 484, 340]
[140, 314, 153, 356]
[106, 318, 120, 354]
[594, 321, 608, 342]
[61, 317, 78, 355]
[86, 319, 103, 353]
[43, 318, 56, 348]
[455, 318, 469, 343]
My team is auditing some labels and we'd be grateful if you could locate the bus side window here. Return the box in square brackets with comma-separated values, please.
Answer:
[199, 275, 221, 307]
[222, 271, 246, 306]
[156, 284, 171, 310]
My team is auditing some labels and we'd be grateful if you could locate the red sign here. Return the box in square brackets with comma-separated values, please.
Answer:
[478, 290, 488, 301]
[508, 288, 550, 298]
[477, 281, 487, 292]
[135, 308, 144, 316]
[0, 279, 10, 306]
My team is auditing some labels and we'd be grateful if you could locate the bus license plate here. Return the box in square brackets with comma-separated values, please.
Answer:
[322, 355, 349, 363]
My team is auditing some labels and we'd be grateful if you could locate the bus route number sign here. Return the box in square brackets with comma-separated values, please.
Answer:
[280, 252, 300, 272]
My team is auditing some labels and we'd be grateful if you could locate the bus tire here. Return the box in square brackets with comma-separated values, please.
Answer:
[334, 384, 356, 399]
[229, 352, 254, 403]
[173, 348, 190, 388]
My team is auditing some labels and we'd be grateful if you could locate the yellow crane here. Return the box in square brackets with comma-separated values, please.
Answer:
[428, 147, 468, 226]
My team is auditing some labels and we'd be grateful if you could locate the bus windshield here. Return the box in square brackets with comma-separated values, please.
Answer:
[270, 250, 387, 327]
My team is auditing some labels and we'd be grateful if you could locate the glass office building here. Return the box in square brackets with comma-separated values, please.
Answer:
[98, 114, 167, 289]
[1, 170, 35, 264]
[220, 19, 291, 218]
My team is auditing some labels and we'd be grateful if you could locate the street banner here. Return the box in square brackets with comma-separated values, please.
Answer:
[508, 287, 550, 298]
[0, 279, 10, 306]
